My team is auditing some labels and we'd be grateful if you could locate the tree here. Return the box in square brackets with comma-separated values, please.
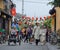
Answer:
[44, 18, 52, 29]
[48, 0, 60, 7]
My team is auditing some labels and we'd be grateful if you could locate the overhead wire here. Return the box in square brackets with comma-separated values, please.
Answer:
[17, 0, 51, 4]
[23, 1, 49, 4]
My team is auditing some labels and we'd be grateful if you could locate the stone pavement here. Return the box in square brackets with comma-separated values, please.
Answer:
[0, 42, 60, 50]
[46, 43, 60, 50]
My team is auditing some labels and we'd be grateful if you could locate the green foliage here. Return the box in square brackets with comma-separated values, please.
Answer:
[48, 0, 60, 7]
[44, 18, 52, 28]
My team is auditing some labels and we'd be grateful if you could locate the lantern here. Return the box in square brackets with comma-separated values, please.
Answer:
[36, 17, 38, 20]
[27, 17, 30, 20]
[32, 17, 34, 20]
[40, 17, 42, 20]
[47, 16, 51, 19]
[44, 16, 46, 20]
[26, 17, 29, 20]
[11, 7, 16, 16]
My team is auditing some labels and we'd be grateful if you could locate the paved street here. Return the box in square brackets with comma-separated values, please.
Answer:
[0, 42, 59, 50]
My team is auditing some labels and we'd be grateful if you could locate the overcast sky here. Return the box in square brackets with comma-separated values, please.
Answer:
[12, 0, 53, 18]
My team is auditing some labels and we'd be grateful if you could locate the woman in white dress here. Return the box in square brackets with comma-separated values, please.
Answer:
[33, 21, 40, 45]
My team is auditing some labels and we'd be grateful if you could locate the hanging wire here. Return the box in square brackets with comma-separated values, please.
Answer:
[24, 1, 49, 4]
[17, 0, 51, 4]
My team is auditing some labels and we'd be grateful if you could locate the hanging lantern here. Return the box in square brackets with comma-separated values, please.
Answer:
[32, 17, 34, 20]
[36, 17, 38, 20]
[11, 7, 16, 16]
[40, 17, 42, 20]
[27, 17, 30, 20]
[25, 17, 27, 19]
[44, 16, 46, 20]
[26, 17, 29, 20]
[47, 16, 51, 19]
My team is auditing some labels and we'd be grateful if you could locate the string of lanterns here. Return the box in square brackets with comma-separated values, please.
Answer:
[21, 16, 51, 21]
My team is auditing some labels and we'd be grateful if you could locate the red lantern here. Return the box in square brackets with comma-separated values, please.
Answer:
[32, 17, 34, 20]
[48, 16, 51, 19]
[22, 16, 25, 19]
[40, 17, 42, 20]
[11, 7, 16, 16]
[28, 17, 31, 20]
[44, 16, 46, 20]
[27, 17, 30, 20]
[25, 17, 27, 19]
[36, 17, 38, 20]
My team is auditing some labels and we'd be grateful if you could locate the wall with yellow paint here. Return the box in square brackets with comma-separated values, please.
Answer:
[0, 0, 5, 10]
[56, 7, 60, 31]
[51, 17, 55, 31]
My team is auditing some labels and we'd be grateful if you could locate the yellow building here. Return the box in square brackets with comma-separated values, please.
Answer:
[0, 0, 5, 10]
[51, 7, 60, 35]
[55, 7, 60, 31]
[51, 13, 56, 32]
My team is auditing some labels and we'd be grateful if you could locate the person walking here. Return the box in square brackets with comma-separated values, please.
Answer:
[40, 24, 47, 45]
[33, 21, 40, 45]
[24, 22, 33, 43]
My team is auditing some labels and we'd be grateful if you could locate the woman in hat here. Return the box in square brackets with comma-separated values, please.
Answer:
[33, 21, 40, 45]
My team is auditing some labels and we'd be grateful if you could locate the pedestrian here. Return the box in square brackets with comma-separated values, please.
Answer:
[12, 20, 20, 32]
[40, 24, 47, 45]
[21, 27, 26, 42]
[25, 22, 33, 43]
[33, 21, 40, 45]
[11, 26, 18, 35]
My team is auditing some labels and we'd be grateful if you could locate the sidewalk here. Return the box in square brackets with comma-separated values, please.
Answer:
[46, 43, 60, 50]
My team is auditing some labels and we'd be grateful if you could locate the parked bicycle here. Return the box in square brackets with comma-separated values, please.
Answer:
[49, 31, 57, 45]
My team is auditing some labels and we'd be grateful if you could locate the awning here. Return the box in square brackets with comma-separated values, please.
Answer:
[0, 9, 12, 19]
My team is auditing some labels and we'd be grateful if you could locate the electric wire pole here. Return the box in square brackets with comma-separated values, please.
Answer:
[22, 0, 24, 16]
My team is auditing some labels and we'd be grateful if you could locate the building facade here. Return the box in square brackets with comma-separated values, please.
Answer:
[51, 7, 60, 36]
[55, 7, 60, 31]
[0, 0, 13, 34]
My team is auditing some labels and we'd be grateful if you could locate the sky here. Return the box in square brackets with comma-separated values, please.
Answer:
[12, 0, 53, 18]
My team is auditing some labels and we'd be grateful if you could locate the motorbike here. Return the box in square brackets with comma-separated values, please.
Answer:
[8, 31, 21, 45]
[0, 29, 6, 44]
[0, 32, 2, 44]
[49, 32, 57, 45]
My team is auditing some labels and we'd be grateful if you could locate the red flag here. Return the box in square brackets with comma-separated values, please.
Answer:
[11, 7, 16, 16]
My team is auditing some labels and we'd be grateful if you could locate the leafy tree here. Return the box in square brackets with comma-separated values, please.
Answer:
[48, 0, 60, 7]
[44, 18, 52, 28]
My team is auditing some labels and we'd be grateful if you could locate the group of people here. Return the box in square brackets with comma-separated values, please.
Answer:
[11, 20, 49, 46]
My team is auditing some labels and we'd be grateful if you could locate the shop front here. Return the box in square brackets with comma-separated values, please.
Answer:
[0, 10, 12, 35]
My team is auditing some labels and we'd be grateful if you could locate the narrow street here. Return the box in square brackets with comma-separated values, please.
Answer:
[0, 42, 59, 50]
[0, 0, 60, 50]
